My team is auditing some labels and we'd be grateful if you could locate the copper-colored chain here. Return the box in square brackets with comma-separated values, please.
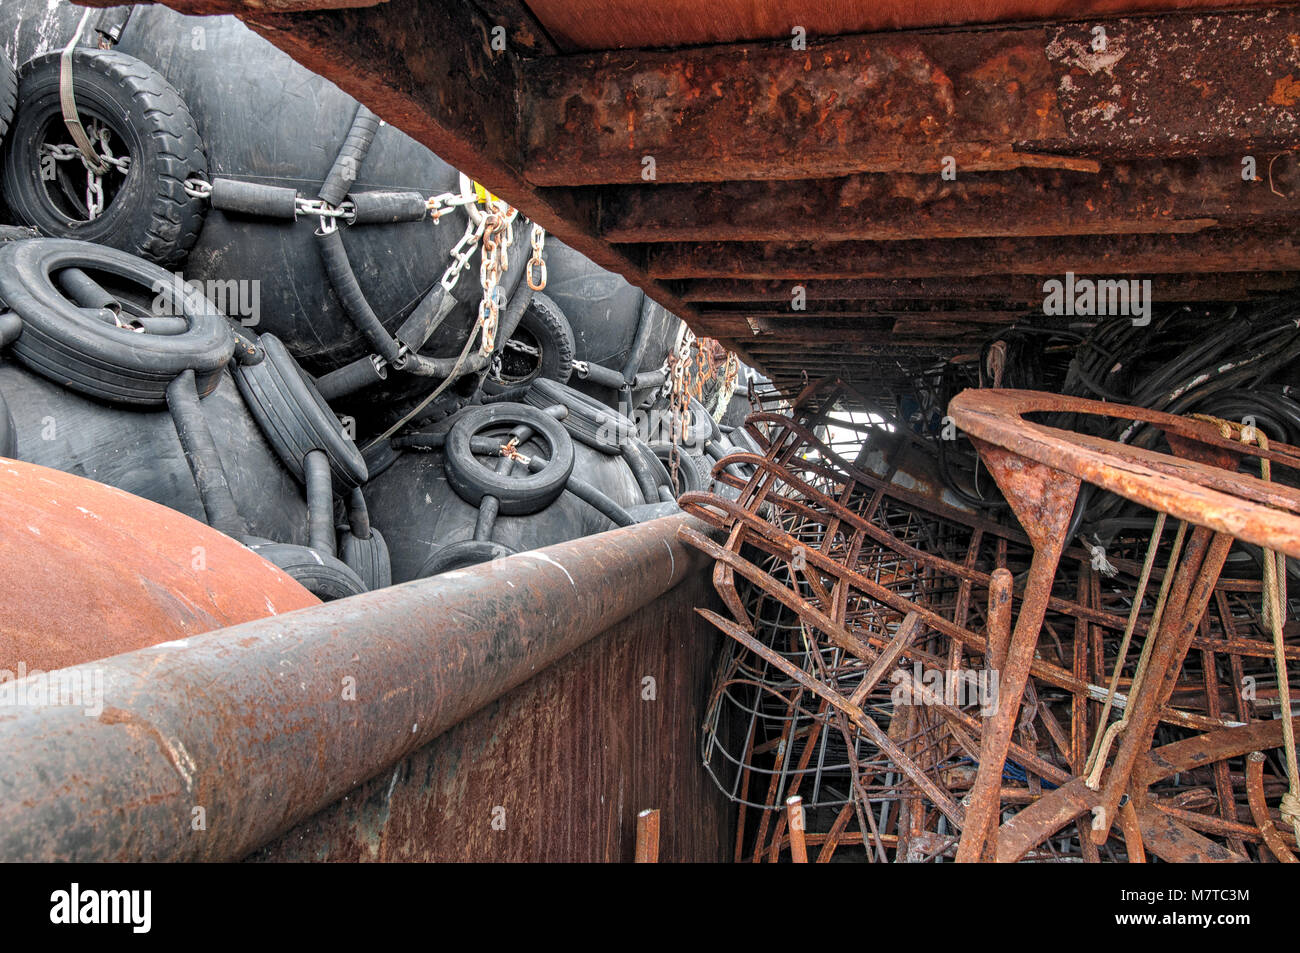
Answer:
[477, 204, 514, 357]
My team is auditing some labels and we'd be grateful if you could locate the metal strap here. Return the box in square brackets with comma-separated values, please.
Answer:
[59, 11, 108, 175]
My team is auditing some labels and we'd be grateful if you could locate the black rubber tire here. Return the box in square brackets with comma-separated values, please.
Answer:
[232, 333, 368, 487]
[483, 291, 575, 397]
[0, 384, 15, 458]
[443, 402, 575, 516]
[0, 238, 234, 405]
[418, 539, 515, 578]
[650, 441, 710, 496]
[0, 51, 15, 149]
[1, 49, 206, 266]
[245, 540, 368, 600]
[340, 527, 392, 590]
[524, 377, 636, 455]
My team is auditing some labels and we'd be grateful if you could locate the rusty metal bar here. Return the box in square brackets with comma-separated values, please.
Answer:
[635, 809, 661, 864]
[0, 515, 710, 862]
[523, 11, 1300, 185]
[598, 159, 1295, 244]
[673, 274, 1300, 305]
[1246, 752, 1299, 864]
[786, 796, 808, 863]
[645, 228, 1300, 282]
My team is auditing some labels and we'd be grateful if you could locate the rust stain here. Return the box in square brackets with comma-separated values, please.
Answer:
[1270, 74, 1300, 106]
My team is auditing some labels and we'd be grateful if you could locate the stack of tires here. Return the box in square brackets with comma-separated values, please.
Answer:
[0, 237, 386, 599]
[0, 0, 722, 594]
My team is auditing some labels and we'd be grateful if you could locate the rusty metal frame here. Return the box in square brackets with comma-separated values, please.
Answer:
[681, 378, 1300, 862]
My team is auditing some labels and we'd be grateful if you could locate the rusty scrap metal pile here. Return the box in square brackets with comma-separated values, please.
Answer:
[678, 377, 1300, 863]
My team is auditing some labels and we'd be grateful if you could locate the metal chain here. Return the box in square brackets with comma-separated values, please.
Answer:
[41, 123, 131, 222]
[504, 338, 540, 358]
[527, 223, 547, 291]
[477, 202, 516, 357]
[666, 324, 696, 491]
[85, 171, 104, 220]
[425, 189, 479, 221]
[440, 214, 486, 292]
[182, 176, 359, 230]
[713, 351, 741, 422]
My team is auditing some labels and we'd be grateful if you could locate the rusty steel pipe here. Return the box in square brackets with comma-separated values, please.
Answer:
[0, 515, 709, 862]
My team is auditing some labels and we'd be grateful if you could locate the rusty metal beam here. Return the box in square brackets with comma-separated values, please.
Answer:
[673, 273, 1300, 304]
[596, 158, 1298, 243]
[0, 515, 710, 862]
[643, 227, 1300, 280]
[522, 11, 1300, 185]
[699, 311, 1032, 339]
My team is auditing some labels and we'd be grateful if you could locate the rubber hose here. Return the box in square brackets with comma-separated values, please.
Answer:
[394, 282, 452, 352]
[632, 369, 666, 392]
[621, 439, 665, 505]
[579, 360, 627, 390]
[133, 317, 188, 335]
[565, 475, 636, 527]
[210, 178, 298, 220]
[0, 311, 20, 347]
[316, 354, 388, 401]
[620, 292, 655, 383]
[57, 267, 118, 311]
[229, 325, 263, 365]
[474, 494, 501, 541]
[348, 190, 428, 225]
[305, 448, 336, 558]
[320, 105, 380, 207]
[317, 227, 405, 365]
[393, 431, 447, 451]
[412, 280, 532, 380]
[165, 369, 247, 538]
[347, 487, 372, 539]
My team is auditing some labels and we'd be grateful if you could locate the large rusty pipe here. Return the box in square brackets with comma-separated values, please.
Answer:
[0, 515, 709, 862]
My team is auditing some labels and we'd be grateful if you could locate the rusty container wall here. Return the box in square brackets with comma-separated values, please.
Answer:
[0, 515, 733, 863]
[253, 566, 732, 862]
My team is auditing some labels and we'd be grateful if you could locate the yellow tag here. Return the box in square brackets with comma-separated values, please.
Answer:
[472, 181, 497, 206]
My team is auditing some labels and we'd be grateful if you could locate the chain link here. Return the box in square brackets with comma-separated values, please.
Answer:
[713, 351, 741, 422]
[476, 203, 516, 357]
[425, 190, 479, 221]
[666, 324, 696, 490]
[527, 223, 547, 291]
[41, 123, 131, 222]
[85, 171, 104, 219]
[441, 215, 486, 292]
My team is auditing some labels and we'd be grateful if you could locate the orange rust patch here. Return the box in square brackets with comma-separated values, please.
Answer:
[1269, 74, 1300, 106]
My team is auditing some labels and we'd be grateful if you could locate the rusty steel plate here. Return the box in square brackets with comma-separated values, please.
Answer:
[0, 458, 319, 672]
